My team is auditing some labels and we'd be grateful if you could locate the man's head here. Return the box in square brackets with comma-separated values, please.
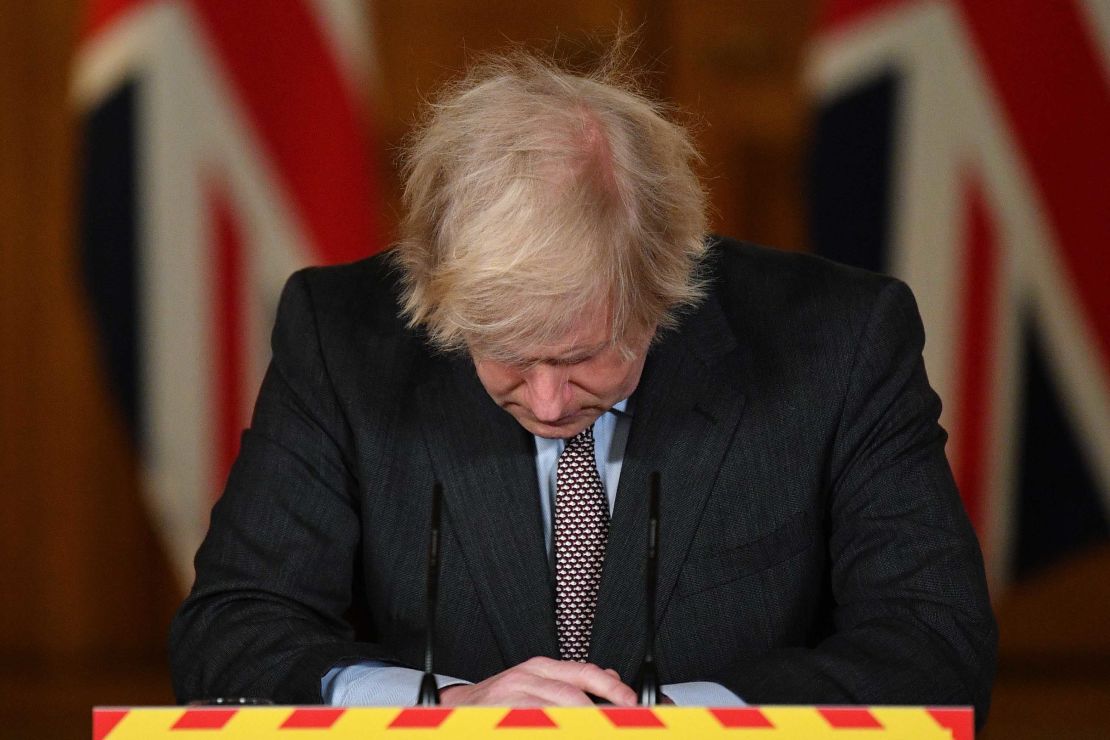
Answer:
[391, 47, 708, 436]
[470, 303, 655, 438]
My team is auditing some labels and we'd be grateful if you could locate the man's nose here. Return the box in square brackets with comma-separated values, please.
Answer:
[526, 364, 572, 422]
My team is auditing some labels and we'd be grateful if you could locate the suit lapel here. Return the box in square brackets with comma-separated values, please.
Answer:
[590, 297, 748, 677]
[414, 353, 559, 668]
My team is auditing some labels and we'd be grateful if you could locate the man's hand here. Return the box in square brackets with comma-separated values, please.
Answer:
[439, 657, 637, 706]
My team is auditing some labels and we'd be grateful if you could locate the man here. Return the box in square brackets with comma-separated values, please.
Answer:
[170, 50, 996, 719]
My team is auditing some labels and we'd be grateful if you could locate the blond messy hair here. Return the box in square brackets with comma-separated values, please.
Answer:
[390, 45, 709, 361]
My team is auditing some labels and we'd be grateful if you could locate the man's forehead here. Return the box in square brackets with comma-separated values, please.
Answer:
[511, 338, 611, 365]
[492, 307, 615, 363]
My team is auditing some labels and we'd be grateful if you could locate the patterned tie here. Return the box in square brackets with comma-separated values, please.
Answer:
[554, 425, 609, 662]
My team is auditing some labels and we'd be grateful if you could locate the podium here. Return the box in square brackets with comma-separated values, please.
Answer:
[94, 706, 972, 738]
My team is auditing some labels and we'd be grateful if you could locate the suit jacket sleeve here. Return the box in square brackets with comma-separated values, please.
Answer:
[169, 270, 401, 704]
[710, 278, 997, 724]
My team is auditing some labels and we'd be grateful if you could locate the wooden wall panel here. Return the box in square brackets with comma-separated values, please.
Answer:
[664, 0, 815, 249]
[0, 6, 182, 737]
[1, 0, 181, 651]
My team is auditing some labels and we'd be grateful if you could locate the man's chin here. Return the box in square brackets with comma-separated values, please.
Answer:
[516, 414, 595, 439]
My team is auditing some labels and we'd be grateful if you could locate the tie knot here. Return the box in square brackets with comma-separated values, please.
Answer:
[566, 425, 594, 450]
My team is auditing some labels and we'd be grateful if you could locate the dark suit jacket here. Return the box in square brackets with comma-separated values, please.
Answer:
[170, 237, 996, 721]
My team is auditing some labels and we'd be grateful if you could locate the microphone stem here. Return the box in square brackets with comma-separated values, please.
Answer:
[635, 472, 661, 705]
[645, 471, 659, 661]
[417, 482, 443, 705]
[425, 482, 442, 674]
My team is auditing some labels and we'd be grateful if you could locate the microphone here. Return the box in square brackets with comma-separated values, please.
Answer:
[633, 471, 661, 705]
[416, 481, 443, 706]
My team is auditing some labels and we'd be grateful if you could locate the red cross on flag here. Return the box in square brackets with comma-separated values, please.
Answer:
[73, 0, 386, 587]
[808, 0, 1110, 585]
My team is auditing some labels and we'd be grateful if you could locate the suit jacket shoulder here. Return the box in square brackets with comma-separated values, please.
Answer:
[703, 235, 907, 355]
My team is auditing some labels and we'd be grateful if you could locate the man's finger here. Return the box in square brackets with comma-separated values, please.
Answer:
[506, 673, 596, 706]
[524, 659, 636, 706]
[443, 665, 596, 706]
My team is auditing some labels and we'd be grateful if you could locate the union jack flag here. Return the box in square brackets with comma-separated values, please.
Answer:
[73, 0, 385, 587]
[808, 0, 1110, 585]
